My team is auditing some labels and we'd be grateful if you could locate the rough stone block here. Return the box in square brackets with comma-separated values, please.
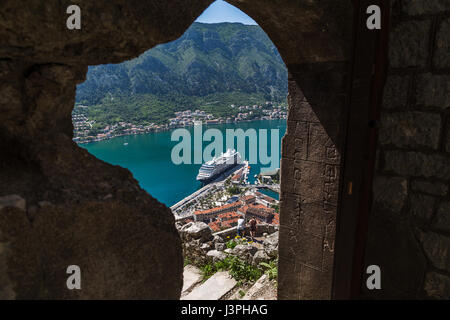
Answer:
[434, 202, 450, 231]
[280, 158, 296, 194]
[287, 99, 319, 123]
[295, 232, 325, 271]
[384, 151, 450, 179]
[424, 272, 450, 299]
[446, 122, 450, 154]
[382, 75, 409, 109]
[403, 1, 450, 15]
[422, 232, 450, 271]
[434, 19, 450, 68]
[416, 73, 450, 109]
[298, 202, 327, 238]
[389, 20, 431, 68]
[279, 192, 301, 229]
[277, 257, 299, 299]
[364, 208, 427, 298]
[411, 180, 448, 196]
[307, 123, 340, 164]
[296, 161, 334, 203]
[0, 195, 26, 211]
[410, 193, 436, 221]
[282, 122, 308, 160]
[379, 111, 441, 149]
[298, 263, 332, 300]
[372, 176, 408, 213]
[390, 0, 402, 17]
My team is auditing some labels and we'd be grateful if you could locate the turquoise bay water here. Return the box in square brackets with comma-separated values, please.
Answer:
[81, 119, 286, 206]
[258, 188, 280, 201]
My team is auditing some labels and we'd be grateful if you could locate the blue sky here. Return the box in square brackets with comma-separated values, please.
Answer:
[195, 0, 258, 25]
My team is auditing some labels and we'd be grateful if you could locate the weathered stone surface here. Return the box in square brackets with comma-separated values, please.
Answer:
[411, 180, 448, 196]
[206, 250, 227, 264]
[0, 0, 352, 66]
[363, 210, 427, 298]
[0, 241, 16, 299]
[434, 19, 450, 68]
[390, 0, 402, 17]
[234, 244, 258, 256]
[215, 243, 226, 251]
[389, 20, 431, 68]
[0, 195, 26, 211]
[0, 0, 214, 65]
[410, 193, 436, 221]
[213, 235, 224, 243]
[368, 0, 450, 300]
[242, 274, 277, 300]
[0, 202, 183, 299]
[201, 242, 213, 253]
[180, 222, 212, 242]
[422, 232, 450, 271]
[0, 0, 354, 300]
[0, 58, 185, 301]
[4, 0, 437, 301]
[279, 63, 347, 299]
[228, 0, 352, 64]
[379, 112, 441, 149]
[382, 75, 410, 109]
[252, 250, 271, 266]
[416, 73, 450, 109]
[181, 271, 237, 300]
[372, 176, 408, 213]
[233, 245, 258, 263]
[446, 124, 450, 154]
[434, 202, 450, 231]
[403, 1, 450, 16]
[424, 272, 450, 299]
[181, 265, 202, 295]
[384, 151, 450, 179]
[263, 231, 279, 258]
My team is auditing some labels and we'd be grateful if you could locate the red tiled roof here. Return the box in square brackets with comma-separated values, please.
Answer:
[208, 216, 239, 232]
[194, 201, 242, 216]
[217, 211, 239, 221]
[242, 195, 256, 202]
[231, 173, 242, 181]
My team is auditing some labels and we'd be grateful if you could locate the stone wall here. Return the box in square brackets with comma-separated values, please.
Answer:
[213, 224, 279, 240]
[0, 0, 354, 299]
[0, 0, 214, 300]
[179, 221, 279, 267]
[364, 1, 450, 299]
[278, 62, 349, 299]
[6, 0, 446, 300]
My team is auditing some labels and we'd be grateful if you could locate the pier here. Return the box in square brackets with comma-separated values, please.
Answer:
[171, 162, 248, 219]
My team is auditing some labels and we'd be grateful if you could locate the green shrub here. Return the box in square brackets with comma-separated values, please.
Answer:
[259, 260, 278, 280]
[201, 264, 215, 280]
[226, 239, 237, 249]
[227, 185, 241, 195]
[225, 256, 262, 283]
[200, 256, 263, 284]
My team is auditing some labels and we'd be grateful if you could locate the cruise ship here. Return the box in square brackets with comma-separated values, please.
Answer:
[196, 149, 242, 182]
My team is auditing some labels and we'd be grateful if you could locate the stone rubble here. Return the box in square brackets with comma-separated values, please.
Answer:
[178, 221, 279, 267]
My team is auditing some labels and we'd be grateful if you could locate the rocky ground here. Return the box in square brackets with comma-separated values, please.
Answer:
[177, 221, 278, 300]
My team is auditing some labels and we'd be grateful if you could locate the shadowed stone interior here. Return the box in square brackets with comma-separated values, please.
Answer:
[1, 0, 448, 299]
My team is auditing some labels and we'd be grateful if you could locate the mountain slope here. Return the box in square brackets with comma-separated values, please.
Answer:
[75, 22, 288, 125]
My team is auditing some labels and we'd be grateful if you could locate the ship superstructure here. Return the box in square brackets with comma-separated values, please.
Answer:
[196, 149, 242, 182]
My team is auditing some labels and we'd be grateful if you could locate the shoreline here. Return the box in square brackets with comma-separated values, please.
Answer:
[76, 117, 286, 146]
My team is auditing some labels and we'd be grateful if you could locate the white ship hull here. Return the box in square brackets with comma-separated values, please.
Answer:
[196, 149, 242, 182]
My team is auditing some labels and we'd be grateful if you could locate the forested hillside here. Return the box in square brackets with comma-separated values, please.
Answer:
[75, 22, 288, 125]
